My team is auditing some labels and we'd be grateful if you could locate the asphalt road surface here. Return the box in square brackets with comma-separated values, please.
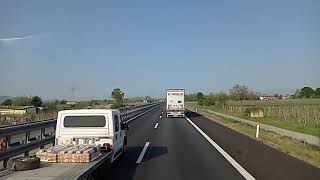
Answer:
[104, 104, 320, 180]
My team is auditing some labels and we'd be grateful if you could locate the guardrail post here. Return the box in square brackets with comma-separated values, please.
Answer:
[53, 126, 56, 146]
[24, 131, 30, 156]
[5, 136, 10, 150]
[3, 159, 8, 168]
[256, 124, 260, 138]
[40, 128, 45, 149]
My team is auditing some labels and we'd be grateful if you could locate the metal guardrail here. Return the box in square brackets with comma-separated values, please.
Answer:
[0, 119, 56, 137]
[0, 103, 161, 168]
[119, 103, 159, 122]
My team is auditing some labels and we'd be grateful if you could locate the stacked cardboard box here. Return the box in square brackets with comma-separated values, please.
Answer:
[36, 144, 101, 163]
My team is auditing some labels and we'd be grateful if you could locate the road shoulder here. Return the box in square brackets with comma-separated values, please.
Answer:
[191, 109, 320, 168]
[186, 110, 320, 180]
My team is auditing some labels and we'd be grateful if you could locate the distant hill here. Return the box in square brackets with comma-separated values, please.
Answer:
[0, 96, 13, 103]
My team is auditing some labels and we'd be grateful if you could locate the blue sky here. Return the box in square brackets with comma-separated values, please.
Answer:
[0, 0, 319, 100]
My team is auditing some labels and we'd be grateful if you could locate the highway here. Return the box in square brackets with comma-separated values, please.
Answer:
[103, 104, 320, 180]
[2, 103, 319, 180]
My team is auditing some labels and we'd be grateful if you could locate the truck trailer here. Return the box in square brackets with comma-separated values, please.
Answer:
[166, 89, 185, 118]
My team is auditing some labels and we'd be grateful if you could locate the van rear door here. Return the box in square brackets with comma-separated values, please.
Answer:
[57, 113, 110, 145]
[112, 113, 122, 156]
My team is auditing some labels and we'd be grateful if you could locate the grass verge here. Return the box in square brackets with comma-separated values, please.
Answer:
[187, 102, 320, 137]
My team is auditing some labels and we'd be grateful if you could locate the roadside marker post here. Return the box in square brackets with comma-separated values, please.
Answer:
[195, 108, 198, 112]
[256, 124, 260, 138]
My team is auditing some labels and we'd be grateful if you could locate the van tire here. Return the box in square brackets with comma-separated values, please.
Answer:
[122, 137, 128, 154]
[8, 157, 40, 171]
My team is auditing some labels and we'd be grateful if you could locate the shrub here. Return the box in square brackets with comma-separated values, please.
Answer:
[110, 103, 126, 109]
[203, 96, 215, 106]
[244, 107, 264, 116]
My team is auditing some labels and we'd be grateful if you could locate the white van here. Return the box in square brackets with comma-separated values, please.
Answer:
[55, 109, 128, 162]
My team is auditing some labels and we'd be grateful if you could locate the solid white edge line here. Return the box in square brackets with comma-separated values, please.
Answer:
[136, 142, 150, 164]
[154, 123, 159, 129]
[185, 117, 256, 180]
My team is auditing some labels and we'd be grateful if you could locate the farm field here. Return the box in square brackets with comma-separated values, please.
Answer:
[187, 99, 320, 137]
[227, 99, 320, 106]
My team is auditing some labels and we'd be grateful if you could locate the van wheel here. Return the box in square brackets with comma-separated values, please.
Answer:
[122, 137, 128, 154]
[122, 143, 127, 154]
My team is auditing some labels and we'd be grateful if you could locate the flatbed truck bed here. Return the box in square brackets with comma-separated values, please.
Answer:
[2, 152, 111, 180]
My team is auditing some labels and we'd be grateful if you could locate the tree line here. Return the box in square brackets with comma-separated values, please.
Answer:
[186, 84, 320, 107]
[186, 84, 259, 106]
[1, 96, 68, 113]
[1, 88, 156, 112]
[2, 96, 43, 107]
[294, 87, 320, 99]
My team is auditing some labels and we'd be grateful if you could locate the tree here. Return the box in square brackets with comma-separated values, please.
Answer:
[12, 96, 32, 106]
[2, 99, 13, 106]
[315, 88, 320, 96]
[203, 95, 215, 106]
[248, 91, 259, 100]
[196, 92, 205, 106]
[274, 93, 279, 97]
[215, 92, 229, 106]
[111, 88, 125, 103]
[300, 87, 314, 98]
[185, 94, 197, 101]
[229, 84, 249, 101]
[89, 99, 100, 106]
[31, 96, 43, 107]
[144, 96, 152, 103]
[196, 92, 204, 100]
[31, 96, 43, 114]
[60, 99, 67, 104]
[44, 102, 58, 112]
[293, 89, 301, 99]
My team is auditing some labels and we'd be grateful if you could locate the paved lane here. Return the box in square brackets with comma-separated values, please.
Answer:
[106, 106, 244, 180]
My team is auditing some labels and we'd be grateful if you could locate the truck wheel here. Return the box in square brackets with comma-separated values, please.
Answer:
[8, 157, 40, 171]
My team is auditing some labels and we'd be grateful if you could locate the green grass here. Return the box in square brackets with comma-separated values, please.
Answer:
[187, 102, 320, 137]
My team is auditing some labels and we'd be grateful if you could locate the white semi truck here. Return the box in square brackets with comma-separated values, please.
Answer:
[166, 89, 185, 118]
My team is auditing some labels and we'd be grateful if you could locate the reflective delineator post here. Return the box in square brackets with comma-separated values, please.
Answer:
[195, 108, 198, 112]
[256, 124, 260, 138]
